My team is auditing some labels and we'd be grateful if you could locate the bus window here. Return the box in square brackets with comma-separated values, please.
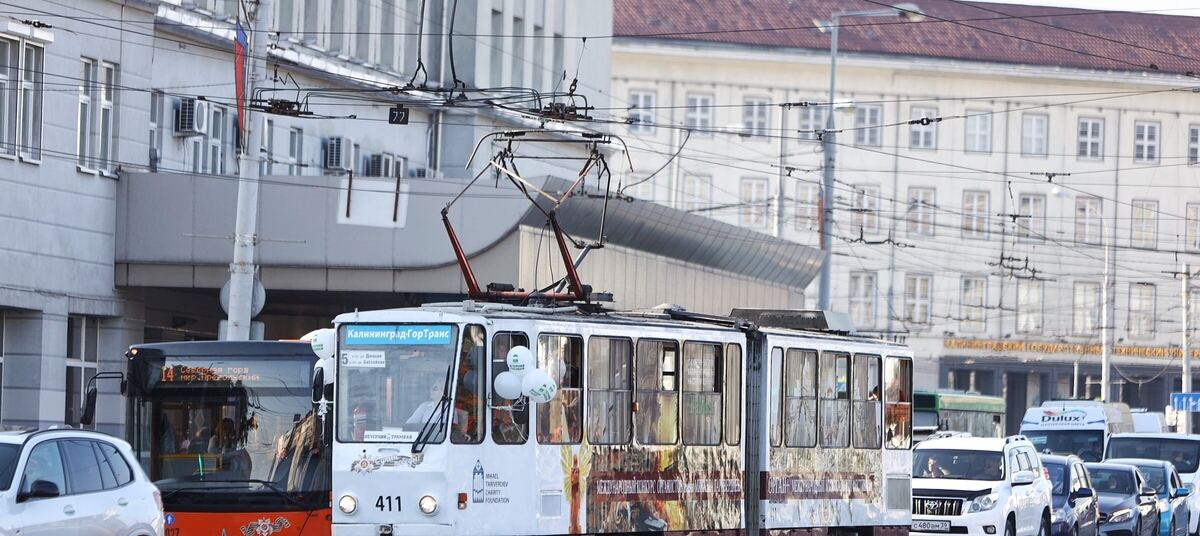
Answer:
[724, 344, 741, 446]
[682, 342, 722, 446]
[784, 349, 817, 447]
[587, 337, 632, 445]
[852, 354, 881, 449]
[636, 340, 679, 445]
[885, 358, 913, 449]
[491, 332, 529, 444]
[452, 325, 486, 444]
[770, 347, 783, 447]
[537, 334, 583, 445]
[819, 352, 850, 448]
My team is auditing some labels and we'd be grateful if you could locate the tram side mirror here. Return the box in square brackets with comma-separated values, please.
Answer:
[80, 384, 98, 426]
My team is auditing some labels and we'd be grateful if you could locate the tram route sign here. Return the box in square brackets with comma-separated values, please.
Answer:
[1171, 393, 1200, 411]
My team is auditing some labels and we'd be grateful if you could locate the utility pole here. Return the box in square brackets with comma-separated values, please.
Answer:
[224, 0, 272, 340]
[1184, 263, 1192, 434]
[774, 103, 789, 238]
[1100, 229, 1111, 402]
[816, 17, 839, 311]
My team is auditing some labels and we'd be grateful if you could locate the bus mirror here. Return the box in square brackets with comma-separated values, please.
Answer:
[311, 368, 324, 404]
[80, 384, 98, 426]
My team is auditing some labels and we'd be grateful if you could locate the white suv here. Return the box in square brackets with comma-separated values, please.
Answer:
[0, 428, 164, 536]
[913, 435, 1053, 536]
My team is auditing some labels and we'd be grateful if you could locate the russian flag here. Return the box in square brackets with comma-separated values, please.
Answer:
[234, 21, 248, 149]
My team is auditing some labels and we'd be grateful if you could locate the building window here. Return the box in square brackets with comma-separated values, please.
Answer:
[259, 117, 274, 175]
[798, 104, 827, 141]
[97, 63, 117, 173]
[794, 182, 819, 231]
[1017, 279, 1043, 334]
[960, 277, 987, 332]
[1130, 200, 1158, 249]
[851, 184, 880, 234]
[532, 23, 545, 91]
[743, 98, 769, 137]
[849, 272, 876, 329]
[855, 104, 882, 146]
[18, 41, 43, 161]
[1128, 283, 1156, 338]
[904, 274, 932, 324]
[1073, 282, 1100, 335]
[148, 90, 164, 170]
[1078, 118, 1103, 159]
[910, 106, 937, 149]
[964, 110, 992, 153]
[1017, 194, 1045, 239]
[288, 127, 303, 175]
[739, 177, 768, 228]
[628, 90, 655, 133]
[962, 190, 990, 239]
[681, 174, 712, 213]
[684, 93, 713, 133]
[76, 58, 95, 169]
[635, 339, 679, 445]
[1022, 113, 1048, 156]
[0, 39, 15, 157]
[536, 334, 582, 444]
[1190, 126, 1200, 166]
[1134, 121, 1159, 163]
[207, 106, 227, 175]
[511, 16, 526, 86]
[489, 10, 503, 87]
[1075, 197, 1103, 245]
[65, 316, 98, 428]
[1187, 203, 1200, 251]
[907, 187, 935, 236]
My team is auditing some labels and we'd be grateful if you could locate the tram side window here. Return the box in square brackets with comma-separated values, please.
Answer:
[784, 349, 817, 448]
[452, 324, 487, 444]
[537, 334, 583, 445]
[885, 357, 913, 450]
[682, 342, 722, 446]
[724, 344, 742, 446]
[770, 347, 783, 447]
[636, 339, 679, 445]
[852, 354, 882, 449]
[491, 332, 530, 444]
[819, 352, 850, 448]
[588, 337, 633, 445]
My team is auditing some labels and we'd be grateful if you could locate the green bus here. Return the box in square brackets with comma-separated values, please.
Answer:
[914, 389, 1006, 440]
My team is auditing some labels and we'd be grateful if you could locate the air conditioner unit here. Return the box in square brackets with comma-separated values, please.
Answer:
[174, 97, 210, 137]
[323, 136, 350, 170]
[408, 165, 432, 179]
[366, 154, 394, 177]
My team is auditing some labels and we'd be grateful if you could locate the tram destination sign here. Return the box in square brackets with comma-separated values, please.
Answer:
[157, 358, 310, 389]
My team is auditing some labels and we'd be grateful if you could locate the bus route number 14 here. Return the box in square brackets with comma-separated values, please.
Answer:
[376, 495, 402, 512]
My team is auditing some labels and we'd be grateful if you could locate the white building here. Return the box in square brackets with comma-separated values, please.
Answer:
[612, 0, 1200, 431]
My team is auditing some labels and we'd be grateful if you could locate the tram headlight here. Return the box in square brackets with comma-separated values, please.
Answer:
[338, 494, 358, 514]
[419, 495, 439, 515]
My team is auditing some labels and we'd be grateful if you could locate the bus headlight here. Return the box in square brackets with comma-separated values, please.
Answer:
[338, 494, 358, 514]
[419, 495, 438, 515]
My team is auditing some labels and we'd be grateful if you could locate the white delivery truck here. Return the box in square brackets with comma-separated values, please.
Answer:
[1018, 400, 1133, 462]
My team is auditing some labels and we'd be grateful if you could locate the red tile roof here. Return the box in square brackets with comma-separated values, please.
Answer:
[613, 0, 1200, 76]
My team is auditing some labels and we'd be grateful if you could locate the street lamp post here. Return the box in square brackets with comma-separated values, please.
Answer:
[814, 3, 924, 310]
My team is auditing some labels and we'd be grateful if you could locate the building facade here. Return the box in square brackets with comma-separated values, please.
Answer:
[612, 0, 1200, 431]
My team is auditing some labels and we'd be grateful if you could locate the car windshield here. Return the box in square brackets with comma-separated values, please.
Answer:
[0, 444, 17, 490]
[1108, 438, 1200, 473]
[914, 449, 1005, 480]
[1089, 468, 1136, 495]
[1045, 462, 1068, 496]
[1024, 430, 1105, 461]
[1134, 465, 1167, 495]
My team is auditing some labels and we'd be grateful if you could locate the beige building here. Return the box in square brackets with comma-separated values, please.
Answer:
[611, 0, 1200, 431]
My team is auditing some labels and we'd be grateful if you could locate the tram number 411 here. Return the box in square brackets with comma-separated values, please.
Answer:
[376, 495, 402, 512]
[388, 106, 410, 125]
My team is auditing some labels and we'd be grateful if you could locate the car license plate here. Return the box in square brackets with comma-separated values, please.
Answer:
[913, 520, 951, 532]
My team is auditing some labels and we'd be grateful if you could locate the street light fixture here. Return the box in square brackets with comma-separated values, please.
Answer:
[813, 3, 925, 311]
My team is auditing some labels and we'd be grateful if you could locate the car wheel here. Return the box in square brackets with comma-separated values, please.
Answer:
[1006, 519, 1016, 536]
[1071, 524, 1079, 536]
[1039, 515, 1049, 536]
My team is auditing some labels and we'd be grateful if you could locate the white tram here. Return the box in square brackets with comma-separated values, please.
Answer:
[311, 303, 914, 536]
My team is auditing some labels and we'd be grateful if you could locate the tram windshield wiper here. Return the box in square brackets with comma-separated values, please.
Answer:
[412, 365, 454, 454]
[160, 478, 308, 509]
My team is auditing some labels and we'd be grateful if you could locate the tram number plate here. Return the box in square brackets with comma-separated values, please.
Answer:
[376, 495, 402, 512]
[913, 520, 951, 532]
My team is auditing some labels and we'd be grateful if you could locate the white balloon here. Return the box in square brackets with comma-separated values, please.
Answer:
[522, 369, 558, 404]
[307, 329, 337, 360]
[493, 371, 523, 400]
[506, 346, 533, 377]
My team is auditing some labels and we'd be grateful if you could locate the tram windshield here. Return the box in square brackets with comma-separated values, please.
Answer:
[126, 345, 327, 510]
[336, 324, 462, 443]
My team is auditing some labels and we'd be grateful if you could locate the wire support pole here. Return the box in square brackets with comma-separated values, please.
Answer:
[817, 16, 839, 311]
[1184, 263, 1192, 433]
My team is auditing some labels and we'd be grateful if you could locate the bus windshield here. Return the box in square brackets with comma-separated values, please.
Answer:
[127, 347, 327, 509]
[1024, 430, 1105, 461]
[1108, 437, 1200, 473]
[336, 324, 461, 443]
